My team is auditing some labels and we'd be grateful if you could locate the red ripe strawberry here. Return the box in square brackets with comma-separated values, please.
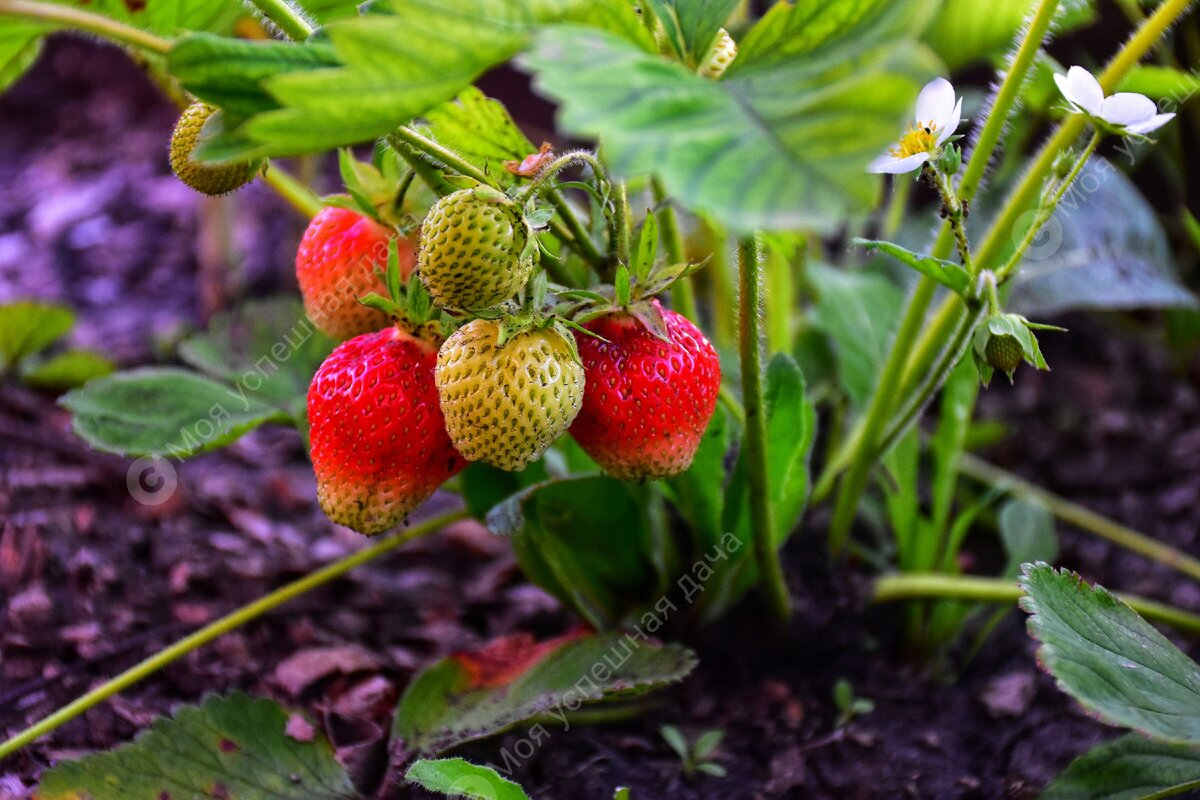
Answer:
[570, 301, 720, 480]
[296, 207, 415, 341]
[308, 324, 465, 535]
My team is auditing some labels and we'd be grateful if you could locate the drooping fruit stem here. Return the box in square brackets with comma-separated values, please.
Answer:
[738, 236, 791, 622]
[872, 573, 1200, 636]
[0, 508, 468, 760]
[0, 0, 172, 54]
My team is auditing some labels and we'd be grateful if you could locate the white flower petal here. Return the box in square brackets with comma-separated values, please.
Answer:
[914, 78, 956, 126]
[868, 152, 930, 175]
[935, 96, 963, 145]
[1061, 65, 1103, 115]
[1099, 92, 1157, 126]
[1126, 112, 1175, 135]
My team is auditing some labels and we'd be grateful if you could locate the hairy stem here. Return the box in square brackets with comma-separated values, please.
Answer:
[247, 0, 315, 41]
[262, 162, 324, 218]
[738, 237, 791, 621]
[0, 509, 467, 759]
[872, 572, 1200, 635]
[0, 0, 172, 53]
[652, 177, 699, 322]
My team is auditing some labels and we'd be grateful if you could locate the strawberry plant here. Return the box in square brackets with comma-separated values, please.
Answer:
[2, 0, 1200, 797]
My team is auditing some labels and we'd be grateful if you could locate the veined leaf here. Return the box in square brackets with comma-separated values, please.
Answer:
[1042, 734, 1200, 800]
[523, 26, 937, 234]
[1020, 564, 1200, 744]
[35, 693, 357, 800]
[60, 368, 289, 458]
[392, 632, 696, 758]
[169, 33, 341, 117]
[193, 0, 653, 160]
[420, 88, 536, 189]
[406, 759, 531, 800]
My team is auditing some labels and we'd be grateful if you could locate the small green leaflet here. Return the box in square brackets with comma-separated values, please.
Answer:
[36, 693, 358, 800]
[420, 87, 537, 188]
[643, 0, 739, 66]
[406, 759, 531, 800]
[0, 300, 74, 369]
[852, 238, 972, 296]
[1020, 564, 1200, 744]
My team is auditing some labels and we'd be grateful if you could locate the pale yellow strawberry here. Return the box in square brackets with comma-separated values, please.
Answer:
[435, 318, 584, 471]
[169, 101, 262, 195]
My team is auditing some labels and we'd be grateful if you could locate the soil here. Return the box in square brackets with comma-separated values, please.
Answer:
[2, 38, 1199, 800]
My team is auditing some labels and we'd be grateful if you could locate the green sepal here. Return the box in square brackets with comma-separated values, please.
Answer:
[615, 265, 633, 307]
[632, 210, 658, 284]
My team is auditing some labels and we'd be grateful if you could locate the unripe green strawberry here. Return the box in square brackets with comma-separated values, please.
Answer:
[985, 333, 1024, 376]
[699, 28, 737, 79]
[308, 324, 465, 535]
[418, 189, 534, 310]
[169, 102, 262, 195]
[296, 206, 414, 341]
[435, 318, 584, 471]
[570, 301, 720, 480]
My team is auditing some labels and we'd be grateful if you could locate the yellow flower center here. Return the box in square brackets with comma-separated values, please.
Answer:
[889, 121, 939, 159]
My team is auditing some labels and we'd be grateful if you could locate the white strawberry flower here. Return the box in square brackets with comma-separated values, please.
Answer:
[1054, 65, 1175, 136]
[868, 77, 964, 174]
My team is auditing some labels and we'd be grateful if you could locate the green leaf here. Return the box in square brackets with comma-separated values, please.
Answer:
[807, 263, 904, 408]
[421, 87, 536, 189]
[0, 300, 74, 369]
[35, 692, 357, 800]
[177, 297, 334, 422]
[295, 0, 362, 24]
[1008, 160, 1198, 315]
[709, 355, 815, 619]
[851, 238, 971, 296]
[406, 758, 531, 800]
[734, 0, 929, 70]
[197, 0, 652, 159]
[522, 23, 937, 234]
[692, 729, 724, 760]
[1041, 734, 1200, 800]
[1019, 564, 1200, 744]
[644, 0, 739, 65]
[661, 407, 730, 551]
[20, 349, 115, 391]
[169, 33, 341, 118]
[392, 632, 696, 757]
[487, 476, 662, 628]
[60, 368, 289, 458]
[1118, 65, 1200, 100]
[998, 497, 1057, 579]
[659, 724, 690, 761]
[0, 22, 45, 93]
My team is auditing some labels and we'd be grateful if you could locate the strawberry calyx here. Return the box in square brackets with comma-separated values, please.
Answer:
[323, 149, 416, 232]
[360, 238, 446, 332]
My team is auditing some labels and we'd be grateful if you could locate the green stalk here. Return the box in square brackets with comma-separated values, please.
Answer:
[613, 181, 632, 269]
[958, 454, 1200, 583]
[872, 572, 1200, 635]
[0, 0, 172, 53]
[262, 162, 324, 218]
[0, 509, 467, 760]
[738, 237, 791, 621]
[247, 0, 315, 41]
[764, 237, 798, 353]
[652, 177, 698, 322]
